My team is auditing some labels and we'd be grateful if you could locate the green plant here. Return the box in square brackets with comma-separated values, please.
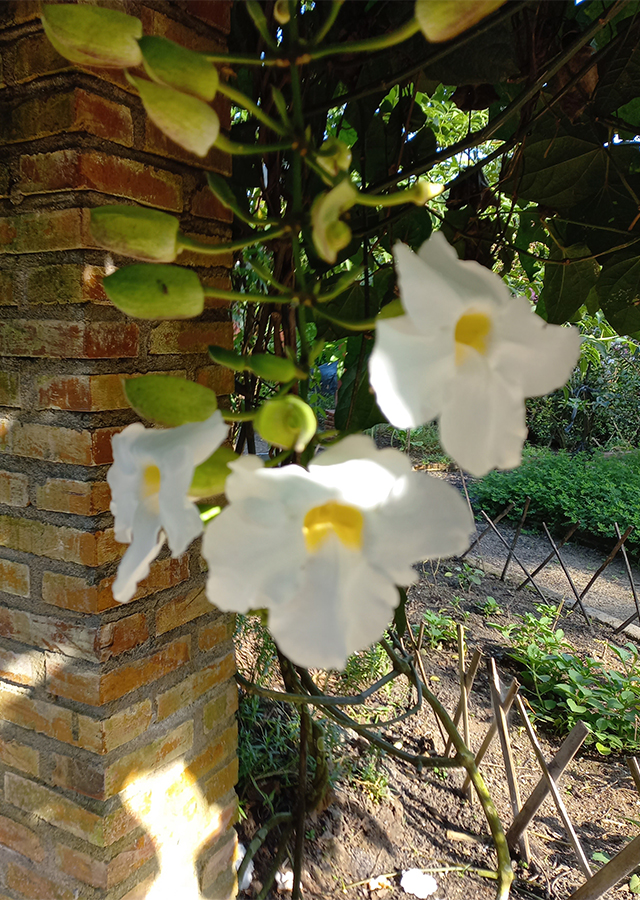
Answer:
[480, 596, 503, 617]
[419, 610, 458, 649]
[470, 447, 640, 558]
[349, 750, 391, 803]
[495, 604, 640, 755]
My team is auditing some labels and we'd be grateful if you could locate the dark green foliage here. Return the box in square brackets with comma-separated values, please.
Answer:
[469, 448, 640, 556]
[496, 605, 640, 755]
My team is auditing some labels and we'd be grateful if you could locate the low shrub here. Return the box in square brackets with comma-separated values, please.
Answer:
[469, 447, 640, 556]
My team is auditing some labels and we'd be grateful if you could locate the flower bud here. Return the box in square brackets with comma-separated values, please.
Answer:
[91, 206, 179, 262]
[139, 36, 219, 102]
[410, 180, 444, 205]
[128, 75, 220, 158]
[104, 264, 205, 320]
[415, 0, 507, 43]
[316, 137, 352, 178]
[247, 355, 303, 382]
[41, 3, 142, 68]
[255, 396, 317, 453]
[311, 180, 357, 264]
[274, 0, 291, 25]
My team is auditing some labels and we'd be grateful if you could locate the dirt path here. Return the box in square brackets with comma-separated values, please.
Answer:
[463, 519, 640, 637]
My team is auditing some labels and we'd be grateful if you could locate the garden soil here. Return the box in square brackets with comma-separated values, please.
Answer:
[237, 520, 640, 900]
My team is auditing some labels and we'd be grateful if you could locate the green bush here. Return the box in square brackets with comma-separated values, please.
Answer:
[469, 447, 640, 556]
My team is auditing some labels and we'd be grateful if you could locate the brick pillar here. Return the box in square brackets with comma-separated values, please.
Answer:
[0, 2, 239, 898]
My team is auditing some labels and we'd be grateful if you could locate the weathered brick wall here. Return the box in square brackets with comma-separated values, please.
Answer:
[0, 2, 239, 897]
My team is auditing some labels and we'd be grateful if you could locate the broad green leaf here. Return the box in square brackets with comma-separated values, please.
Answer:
[125, 375, 217, 426]
[629, 874, 640, 894]
[415, 0, 507, 43]
[91, 206, 179, 262]
[209, 345, 246, 372]
[41, 4, 142, 68]
[597, 253, 640, 337]
[104, 264, 204, 319]
[255, 396, 317, 452]
[514, 208, 546, 282]
[420, 16, 518, 84]
[594, 18, 640, 114]
[335, 337, 386, 434]
[539, 244, 599, 324]
[139, 36, 219, 101]
[513, 134, 606, 213]
[128, 75, 220, 158]
[190, 446, 238, 497]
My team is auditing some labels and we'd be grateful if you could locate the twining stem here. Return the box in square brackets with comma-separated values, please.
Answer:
[178, 227, 289, 256]
[204, 286, 295, 305]
[218, 81, 288, 136]
[310, 0, 346, 46]
[215, 134, 293, 156]
[311, 306, 376, 331]
[299, 17, 420, 63]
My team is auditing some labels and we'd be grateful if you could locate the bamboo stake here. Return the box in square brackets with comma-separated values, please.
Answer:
[501, 497, 531, 581]
[481, 511, 546, 602]
[614, 522, 640, 633]
[517, 523, 579, 591]
[567, 832, 640, 900]
[488, 659, 530, 862]
[626, 757, 640, 796]
[515, 696, 592, 879]
[506, 720, 589, 850]
[542, 522, 592, 630]
[459, 502, 515, 560]
[457, 626, 471, 800]
[461, 678, 519, 794]
[578, 525, 633, 601]
[445, 648, 482, 757]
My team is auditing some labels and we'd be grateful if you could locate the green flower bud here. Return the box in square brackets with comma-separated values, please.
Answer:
[255, 396, 317, 453]
[41, 3, 142, 68]
[410, 180, 444, 205]
[311, 180, 357, 264]
[190, 446, 238, 498]
[128, 75, 220, 158]
[139, 36, 219, 102]
[91, 206, 179, 262]
[104, 264, 205, 320]
[208, 346, 246, 372]
[316, 137, 352, 178]
[415, 0, 507, 43]
[274, 0, 291, 24]
[246, 355, 303, 382]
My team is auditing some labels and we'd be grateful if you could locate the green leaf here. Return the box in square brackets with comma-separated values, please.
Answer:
[539, 243, 599, 324]
[247, 354, 304, 382]
[595, 742, 612, 756]
[597, 253, 640, 337]
[629, 873, 640, 894]
[335, 336, 386, 434]
[514, 208, 546, 282]
[128, 75, 220, 158]
[190, 446, 238, 498]
[594, 19, 640, 114]
[91, 206, 179, 262]
[125, 375, 217, 426]
[139, 36, 219, 102]
[566, 698, 587, 714]
[41, 3, 142, 68]
[208, 345, 246, 372]
[206, 172, 262, 225]
[103, 264, 204, 319]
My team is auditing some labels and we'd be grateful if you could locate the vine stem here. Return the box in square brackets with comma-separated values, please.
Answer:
[215, 134, 293, 156]
[298, 17, 421, 63]
[218, 81, 288, 136]
[177, 227, 288, 256]
[203, 286, 294, 305]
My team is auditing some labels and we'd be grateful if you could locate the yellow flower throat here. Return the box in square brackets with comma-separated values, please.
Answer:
[303, 501, 363, 552]
[142, 464, 161, 498]
[454, 311, 492, 364]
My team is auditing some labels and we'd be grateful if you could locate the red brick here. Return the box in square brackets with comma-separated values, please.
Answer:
[4, 773, 135, 847]
[0, 373, 20, 407]
[76, 700, 153, 755]
[200, 831, 238, 892]
[47, 636, 191, 705]
[55, 833, 155, 889]
[203, 682, 238, 733]
[203, 758, 239, 804]
[6, 861, 74, 900]
[196, 364, 234, 396]
[0, 208, 93, 254]
[182, 0, 232, 33]
[0, 271, 15, 306]
[144, 120, 231, 175]
[36, 479, 111, 515]
[103, 720, 193, 798]
[0, 647, 38, 686]
[0, 516, 122, 566]
[6, 89, 133, 146]
[0, 470, 28, 507]
[37, 371, 185, 411]
[178, 232, 233, 268]
[42, 557, 190, 614]
[156, 651, 235, 720]
[0, 737, 39, 777]
[0, 815, 44, 864]
[0, 684, 74, 744]
[156, 586, 211, 635]
[198, 616, 234, 652]
[0, 422, 123, 465]
[191, 186, 233, 222]
[0, 320, 138, 358]
[0, 559, 30, 598]
[25, 263, 107, 306]
[149, 321, 232, 355]
[19, 150, 183, 212]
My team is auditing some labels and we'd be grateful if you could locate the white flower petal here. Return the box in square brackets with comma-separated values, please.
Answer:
[370, 315, 452, 428]
[400, 869, 438, 898]
[418, 231, 511, 308]
[394, 241, 462, 330]
[112, 504, 164, 603]
[157, 443, 204, 555]
[439, 356, 527, 477]
[493, 295, 582, 397]
[368, 470, 474, 582]
[108, 423, 147, 542]
[269, 539, 399, 670]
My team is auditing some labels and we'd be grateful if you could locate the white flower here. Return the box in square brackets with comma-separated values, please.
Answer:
[400, 869, 438, 898]
[107, 412, 228, 603]
[369, 233, 581, 477]
[202, 434, 473, 670]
